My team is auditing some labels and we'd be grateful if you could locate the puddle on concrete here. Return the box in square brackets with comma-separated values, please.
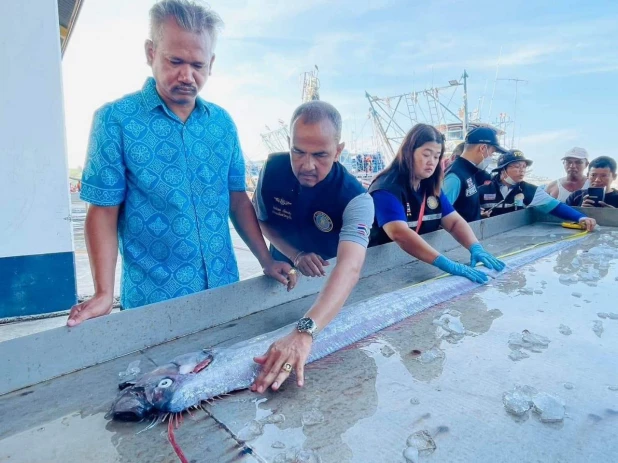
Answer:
[10, 230, 616, 462]
[0, 412, 120, 463]
[205, 231, 618, 462]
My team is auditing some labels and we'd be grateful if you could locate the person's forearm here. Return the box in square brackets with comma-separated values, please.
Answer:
[390, 228, 440, 264]
[258, 220, 301, 262]
[230, 192, 272, 266]
[444, 217, 478, 249]
[549, 203, 586, 222]
[304, 254, 362, 330]
[85, 205, 120, 297]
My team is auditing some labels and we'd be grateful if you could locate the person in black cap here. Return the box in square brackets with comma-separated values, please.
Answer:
[477, 149, 597, 231]
[369, 124, 505, 284]
[443, 127, 507, 223]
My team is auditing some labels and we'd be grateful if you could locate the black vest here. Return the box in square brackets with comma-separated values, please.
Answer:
[260, 152, 366, 262]
[445, 157, 482, 222]
[368, 173, 443, 246]
[478, 177, 538, 216]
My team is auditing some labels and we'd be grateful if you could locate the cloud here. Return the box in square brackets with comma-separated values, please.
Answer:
[61, 0, 618, 173]
[518, 129, 578, 146]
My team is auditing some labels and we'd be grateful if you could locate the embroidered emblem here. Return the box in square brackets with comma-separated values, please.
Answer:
[427, 196, 439, 210]
[465, 177, 477, 197]
[484, 194, 496, 200]
[406, 203, 412, 216]
[514, 193, 525, 207]
[313, 211, 334, 232]
[274, 197, 292, 206]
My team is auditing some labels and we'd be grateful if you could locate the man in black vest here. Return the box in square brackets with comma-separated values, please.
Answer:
[251, 101, 375, 394]
[443, 127, 507, 222]
[478, 150, 596, 231]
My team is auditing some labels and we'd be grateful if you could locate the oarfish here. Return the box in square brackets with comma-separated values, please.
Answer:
[108, 236, 582, 422]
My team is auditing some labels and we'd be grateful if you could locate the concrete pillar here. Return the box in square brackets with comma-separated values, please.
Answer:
[0, 0, 77, 318]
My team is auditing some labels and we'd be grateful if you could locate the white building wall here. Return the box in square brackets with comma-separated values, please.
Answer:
[0, 0, 73, 259]
[0, 0, 76, 317]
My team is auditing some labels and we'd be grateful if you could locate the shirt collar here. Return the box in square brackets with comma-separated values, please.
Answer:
[141, 77, 209, 117]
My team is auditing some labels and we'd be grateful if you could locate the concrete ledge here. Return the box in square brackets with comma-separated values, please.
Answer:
[0, 211, 532, 396]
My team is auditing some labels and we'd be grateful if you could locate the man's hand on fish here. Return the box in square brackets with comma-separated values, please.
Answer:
[251, 330, 313, 393]
[294, 252, 329, 277]
[262, 259, 298, 291]
[66, 293, 114, 327]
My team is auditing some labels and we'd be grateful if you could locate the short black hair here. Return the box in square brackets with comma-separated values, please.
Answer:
[589, 156, 617, 175]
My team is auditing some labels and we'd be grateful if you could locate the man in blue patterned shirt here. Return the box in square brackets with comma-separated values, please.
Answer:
[67, 0, 295, 326]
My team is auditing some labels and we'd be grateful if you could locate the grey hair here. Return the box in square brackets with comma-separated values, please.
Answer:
[290, 101, 343, 142]
[149, 0, 224, 48]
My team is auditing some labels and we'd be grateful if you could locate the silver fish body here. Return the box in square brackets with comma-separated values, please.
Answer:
[110, 236, 582, 419]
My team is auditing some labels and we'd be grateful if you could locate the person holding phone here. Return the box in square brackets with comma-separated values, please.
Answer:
[566, 156, 618, 208]
[478, 150, 597, 231]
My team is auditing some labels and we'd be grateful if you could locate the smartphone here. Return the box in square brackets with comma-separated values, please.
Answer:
[587, 187, 605, 206]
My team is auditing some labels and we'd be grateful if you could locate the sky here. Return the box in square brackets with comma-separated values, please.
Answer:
[62, 0, 618, 180]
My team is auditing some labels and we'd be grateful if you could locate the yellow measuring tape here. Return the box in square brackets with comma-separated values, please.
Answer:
[406, 225, 589, 288]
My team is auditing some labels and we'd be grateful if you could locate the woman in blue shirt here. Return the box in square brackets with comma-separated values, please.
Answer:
[369, 124, 505, 283]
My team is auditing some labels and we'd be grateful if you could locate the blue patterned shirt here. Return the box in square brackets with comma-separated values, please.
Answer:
[80, 78, 245, 309]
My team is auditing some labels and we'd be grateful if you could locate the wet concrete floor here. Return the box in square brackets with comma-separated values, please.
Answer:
[1, 225, 617, 462]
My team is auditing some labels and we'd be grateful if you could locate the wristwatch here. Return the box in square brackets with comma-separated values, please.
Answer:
[297, 317, 318, 339]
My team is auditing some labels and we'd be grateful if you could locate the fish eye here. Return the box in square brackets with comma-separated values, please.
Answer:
[157, 378, 173, 388]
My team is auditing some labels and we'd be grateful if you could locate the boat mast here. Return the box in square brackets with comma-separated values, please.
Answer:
[497, 77, 528, 147]
[462, 69, 469, 136]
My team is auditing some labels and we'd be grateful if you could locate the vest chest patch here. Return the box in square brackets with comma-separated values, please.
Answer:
[272, 205, 292, 220]
[314, 211, 334, 232]
[514, 193, 525, 207]
[484, 193, 496, 200]
[274, 197, 292, 206]
[427, 196, 439, 209]
[465, 178, 477, 197]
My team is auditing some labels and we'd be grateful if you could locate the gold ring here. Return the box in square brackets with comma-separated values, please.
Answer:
[288, 268, 297, 276]
[282, 363, 293, 373]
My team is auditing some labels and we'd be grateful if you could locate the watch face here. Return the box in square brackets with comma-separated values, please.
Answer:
[298, 317, 316, 332]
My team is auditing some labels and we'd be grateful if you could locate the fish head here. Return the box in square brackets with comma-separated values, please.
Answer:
[109, 351, 214, 421]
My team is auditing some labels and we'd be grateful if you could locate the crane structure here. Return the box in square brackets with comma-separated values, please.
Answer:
[365, 72, 468, 164]
[365, 70, 514, 164]
[257, 65, 318, 162]
[497, 77, 527, 147]
[260, 121, 290, 153]
[300, 65, 320, 103]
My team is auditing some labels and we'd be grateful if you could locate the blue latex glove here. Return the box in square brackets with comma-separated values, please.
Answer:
[469, 243, 506, 271]
[433, 255, 488, 284]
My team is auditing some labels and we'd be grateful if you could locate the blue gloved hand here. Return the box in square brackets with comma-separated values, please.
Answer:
[433, 255, 488, 284]
[469, 243, 506, 272]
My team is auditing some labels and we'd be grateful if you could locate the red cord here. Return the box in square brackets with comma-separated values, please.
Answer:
[167, 416, 189, 463]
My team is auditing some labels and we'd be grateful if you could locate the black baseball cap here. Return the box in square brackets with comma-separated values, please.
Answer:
[464, 127, 507, 153]
[492, 149, 533, 171]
